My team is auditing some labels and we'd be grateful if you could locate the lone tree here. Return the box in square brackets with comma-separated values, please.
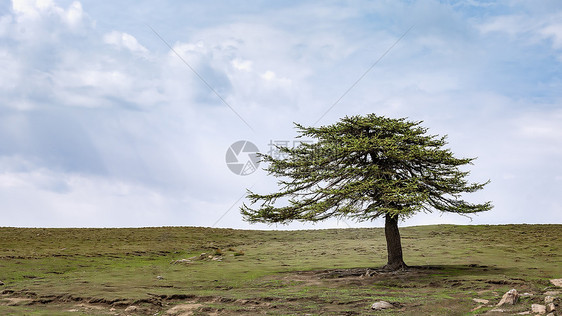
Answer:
[241, 114, 492, 271]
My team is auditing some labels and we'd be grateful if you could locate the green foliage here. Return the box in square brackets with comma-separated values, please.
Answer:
[242, 114, 492, 223]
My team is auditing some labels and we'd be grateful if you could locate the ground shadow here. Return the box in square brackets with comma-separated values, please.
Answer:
[282, 264, 528, 290]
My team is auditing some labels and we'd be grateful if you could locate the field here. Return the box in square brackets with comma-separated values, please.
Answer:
[0, 224, 561, 315]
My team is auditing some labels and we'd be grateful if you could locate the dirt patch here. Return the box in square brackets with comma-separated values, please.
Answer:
[277, 266, 445, 288]
[66, 303, 106, 312]
[0, 297, 33, 306]
[166, 303, 203, 315]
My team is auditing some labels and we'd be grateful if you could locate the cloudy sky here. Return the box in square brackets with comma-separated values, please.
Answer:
[1, 0, 561, 228]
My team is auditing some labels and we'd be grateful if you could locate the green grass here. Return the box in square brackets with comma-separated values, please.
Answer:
[0, 225, 561, 315]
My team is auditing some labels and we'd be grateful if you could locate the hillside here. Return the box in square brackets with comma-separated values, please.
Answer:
[0, 225, 561, 315]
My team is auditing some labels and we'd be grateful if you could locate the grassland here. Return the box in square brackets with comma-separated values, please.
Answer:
[0, 224, 561, 315]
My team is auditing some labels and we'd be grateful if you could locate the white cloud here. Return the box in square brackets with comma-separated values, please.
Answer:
[62, 1, 83, 29]
[0, 49, 21, 91]
[478, 15, 530, 36]
[261, 70, 292, 87]
[231, 58, 252, 72]
[11, 0, 86, 32]
[518, 118, 562, 140]
[0, 14, 13, 37]
[51, 69, 135, 108]
[0, 168, 174, 227]
[11, 0, 56, 17]
[104, 30, 149, 56]
[261, 71, 275, 81]
[478, 11, 562, 54]
[541, 23, 562, 49]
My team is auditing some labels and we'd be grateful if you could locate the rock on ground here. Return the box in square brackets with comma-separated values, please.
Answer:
[1, 298, 33, 306]
[546, 302, 556, 313]
[371, 301, 394, 310]
[550, 279, 562, 287]
[487, 308, 506, 313]
[497, 289, 519, 306]
[471, 305, 485, 312]
[531, 304, 546, 314]
[166, 304, 202, 315]
[473, 298, 490, 304]
[125, 305, 138, 312]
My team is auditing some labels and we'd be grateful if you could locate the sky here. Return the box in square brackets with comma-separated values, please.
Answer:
[1, 0, 561, 229]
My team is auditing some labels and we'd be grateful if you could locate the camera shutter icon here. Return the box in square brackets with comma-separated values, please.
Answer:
[226, 140, 260, 175]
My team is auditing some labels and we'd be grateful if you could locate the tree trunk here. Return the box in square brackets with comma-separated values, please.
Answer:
[383, 213, 408, 271]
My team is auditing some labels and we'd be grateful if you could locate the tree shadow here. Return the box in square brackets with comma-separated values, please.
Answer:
[301, 264, 522, 284]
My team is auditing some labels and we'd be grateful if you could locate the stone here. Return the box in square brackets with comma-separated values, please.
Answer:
[487, 308, 505, 313]
[156, 275, 164, 280]
[166, 304, 202, 315]
[3, 297, 33, 306]
[497, 289, 519, 306]
[545, 296, 555, 304]
[545, 291, 560, 296]
[531, 304, 546, 314]
[473, 298, 490, 304]
[471, 305, 484, 312]
[125, 306, 138, 312]
[520, 292, 534, 298]
[550, 279, 562, 287]
[546, 313, 555, 316]
[516, 312, 530, 315]
[371, 301, 394, 310]
[0, 280, 4, 286]
[546, 302, 555, 313]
